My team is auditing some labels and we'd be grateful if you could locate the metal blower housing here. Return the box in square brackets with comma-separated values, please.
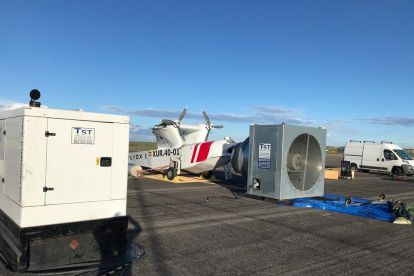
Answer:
[232, 124, 326, 200]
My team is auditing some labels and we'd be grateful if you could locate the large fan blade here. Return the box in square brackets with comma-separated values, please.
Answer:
[286, 133, 322, 192]
[178, 106, 187, 122]
[202, 109, 211, 126]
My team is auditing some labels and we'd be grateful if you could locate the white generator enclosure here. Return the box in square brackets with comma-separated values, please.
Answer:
[0, 107, 130, 228]
[247, 124, 327, 200]
[0, 108, 129, 227]
[0, 106, 130, 272]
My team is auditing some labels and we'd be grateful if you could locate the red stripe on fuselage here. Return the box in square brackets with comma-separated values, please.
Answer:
[190, 144, 199, 163]
[196, 141, 214, 163]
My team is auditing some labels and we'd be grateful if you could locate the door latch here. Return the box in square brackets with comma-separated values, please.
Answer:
[45, 131, 56, 137]
[43, 187, 54, 192]
[1, 178, 4, 183]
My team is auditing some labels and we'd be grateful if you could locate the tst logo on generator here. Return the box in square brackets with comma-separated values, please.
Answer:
[72, 127, 95, 144]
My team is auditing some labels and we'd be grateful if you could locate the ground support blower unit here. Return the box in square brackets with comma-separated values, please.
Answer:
[0, 104, 130, 272]
[232, 124, 326, 200]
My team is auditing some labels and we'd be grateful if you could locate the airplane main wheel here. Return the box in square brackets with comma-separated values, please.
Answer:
[166, 167, 177, 180]
[202, 170, 214, 179]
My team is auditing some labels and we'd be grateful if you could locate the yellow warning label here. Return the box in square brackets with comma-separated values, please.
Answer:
[96, 158, 100, 165]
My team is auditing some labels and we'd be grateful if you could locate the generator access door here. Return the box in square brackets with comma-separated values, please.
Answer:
[45, 119, 114, 205]
[248, 126, 278, 198]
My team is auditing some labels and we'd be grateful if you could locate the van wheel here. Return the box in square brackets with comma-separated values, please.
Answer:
[392, 167, 402, 176]
[350, 164, 357, 171]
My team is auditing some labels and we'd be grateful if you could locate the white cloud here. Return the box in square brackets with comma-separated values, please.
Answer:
[0, 102, 27, 112]
[129, 124, 155, 142]
[324, 119, 353, 124]
[324, 116, 414, 127]
[357, 117, 414, 127]
[0, 101, 48, 112]
[244, 106, 304, 115]
[102, 106, 187, 119]
[101, 105, 315, 125]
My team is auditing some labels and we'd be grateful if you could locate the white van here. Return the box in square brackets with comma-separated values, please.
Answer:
[343, 141, 414, 176]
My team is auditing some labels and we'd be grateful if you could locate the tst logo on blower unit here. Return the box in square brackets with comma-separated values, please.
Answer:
[72, 127, 95, 144]
[258, 143, 271, 169]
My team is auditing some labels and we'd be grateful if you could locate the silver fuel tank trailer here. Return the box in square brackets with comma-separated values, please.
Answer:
[0, 91, 130, 272]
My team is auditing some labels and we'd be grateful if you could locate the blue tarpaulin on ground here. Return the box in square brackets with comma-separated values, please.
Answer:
[285, 194, 396, 222]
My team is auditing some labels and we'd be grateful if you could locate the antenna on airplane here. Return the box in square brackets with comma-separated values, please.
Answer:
[202, 109, 224, 141]
[160, 106, 187, 141]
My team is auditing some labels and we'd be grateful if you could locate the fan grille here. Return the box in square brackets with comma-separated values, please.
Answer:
[286, 133, 322, 191]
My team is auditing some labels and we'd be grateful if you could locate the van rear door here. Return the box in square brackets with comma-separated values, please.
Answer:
[344, 143, 363, 168]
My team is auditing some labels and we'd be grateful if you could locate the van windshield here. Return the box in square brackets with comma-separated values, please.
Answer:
[393, 149, 413, 160]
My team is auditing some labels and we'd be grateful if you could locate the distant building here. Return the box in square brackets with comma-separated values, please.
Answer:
[337, 147, 344, 153]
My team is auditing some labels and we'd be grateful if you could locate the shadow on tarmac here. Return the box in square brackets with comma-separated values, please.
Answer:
[125, 179, 173, 276]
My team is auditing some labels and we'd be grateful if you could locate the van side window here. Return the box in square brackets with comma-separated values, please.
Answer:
[384, 150, 394, 160]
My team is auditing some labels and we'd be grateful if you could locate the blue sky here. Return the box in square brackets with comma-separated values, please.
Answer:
[1, 0, 413, 147]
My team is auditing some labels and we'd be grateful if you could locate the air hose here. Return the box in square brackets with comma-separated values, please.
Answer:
[236, 184, 254, 199]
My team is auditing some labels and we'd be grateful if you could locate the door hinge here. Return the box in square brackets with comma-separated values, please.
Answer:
[43, 187, 54, 192]
[45, 131, 56, 137]
[2, 130, 5, 135]
[1, 178, 4, 183]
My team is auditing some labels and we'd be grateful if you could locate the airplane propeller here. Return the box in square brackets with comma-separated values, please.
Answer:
[202, 109, 224, 141]
[160, 106, 187, 141]
[202, 109, 224, 130]
[178, 106, 187, 122]
[202, 109, 211, 126]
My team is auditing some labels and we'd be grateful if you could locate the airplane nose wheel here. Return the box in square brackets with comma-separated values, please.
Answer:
[166, 167, 177, 180]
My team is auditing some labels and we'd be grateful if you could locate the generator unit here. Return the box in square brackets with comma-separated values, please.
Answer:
[232, 124, 326, 200]
[0, 102, 130, 271]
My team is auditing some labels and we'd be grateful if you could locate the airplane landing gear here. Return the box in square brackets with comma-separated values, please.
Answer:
[166, 167, 177, 180]
[201, 170, 214, 179]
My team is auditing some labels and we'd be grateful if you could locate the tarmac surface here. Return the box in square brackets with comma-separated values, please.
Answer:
[2, 154, 414, 275]
[124, 154, 414, 276]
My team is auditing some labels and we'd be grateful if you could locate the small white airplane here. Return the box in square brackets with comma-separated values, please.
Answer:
[128, 107, 236, 180]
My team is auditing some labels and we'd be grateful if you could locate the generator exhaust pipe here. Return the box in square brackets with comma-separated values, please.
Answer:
[29, 89, 41, 107]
